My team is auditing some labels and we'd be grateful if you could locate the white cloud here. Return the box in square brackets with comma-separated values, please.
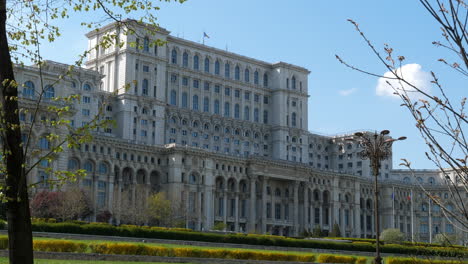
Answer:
[376, 63, 431, 99]
[338, 88, 357, 96]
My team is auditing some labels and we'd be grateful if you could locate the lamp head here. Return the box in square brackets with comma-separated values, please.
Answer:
[398, 136, 407, 141]
[380, 130, 390, 135]
[354, 132, 364, 137]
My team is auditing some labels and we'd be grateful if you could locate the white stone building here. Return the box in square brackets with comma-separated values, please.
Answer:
[12, 21, 467, 243]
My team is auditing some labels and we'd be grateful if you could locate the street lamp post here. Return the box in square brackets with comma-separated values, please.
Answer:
[351, 130, 406, 264]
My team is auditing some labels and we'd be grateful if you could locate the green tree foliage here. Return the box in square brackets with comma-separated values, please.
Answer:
[312, 224, 323, 238]
[329, 223, 341, 237]
[380, 228, 405, 244]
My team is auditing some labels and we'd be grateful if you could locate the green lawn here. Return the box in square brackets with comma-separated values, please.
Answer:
[0, 258, 190, 264]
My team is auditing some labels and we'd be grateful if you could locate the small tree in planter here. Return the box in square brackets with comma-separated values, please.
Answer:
[380, 228, 405, 244]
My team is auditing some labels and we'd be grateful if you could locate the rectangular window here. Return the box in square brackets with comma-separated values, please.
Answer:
[235, 89, 240, 98]
[204, 81, 210, 91]
[275, 203, 281, 220]
[82, 109, 90, 116]
[263, 96, 269, 104]
[215, 85, 220, 93]
[244, 92, 250, 100]
[266, 203, 271, 218]
[225, 87, 230, 96]
[193, 79, 199, 88]
[182, 77, 188, 86]
[143, 65, 149, 72]
[83, 96, 91, 103]
[254, 94, 260, 102]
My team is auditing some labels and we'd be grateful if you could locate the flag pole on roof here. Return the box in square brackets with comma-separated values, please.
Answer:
[203, 32, 210, 45]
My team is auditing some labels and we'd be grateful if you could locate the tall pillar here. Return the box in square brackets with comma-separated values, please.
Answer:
[235, 194, 239, 232]
[223, 190, 227, 227]
[249, 176, 256, 233]
[293, 182, 299, 236]
[107, 175, 115, 223]
[116, 180, 122, 225]
[363, 213, 367, 238]
[197, 191, 202, 231]
[204, 186, 214, 230]
[304, 187, 309, 232]
[262, 177, 268, 234]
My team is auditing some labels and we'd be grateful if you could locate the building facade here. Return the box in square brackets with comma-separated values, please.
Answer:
[13, 21, 466, 243]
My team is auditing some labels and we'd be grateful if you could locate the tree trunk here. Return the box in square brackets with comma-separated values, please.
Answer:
[0, 0, 34, 263]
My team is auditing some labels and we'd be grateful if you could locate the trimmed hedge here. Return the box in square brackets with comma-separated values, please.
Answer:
[89, 242, 315, 262]
[317, 254, 356, 263]
[30, 222, 467, 258]
[386, 256, 468, 264]
[33, 240, 87, 253]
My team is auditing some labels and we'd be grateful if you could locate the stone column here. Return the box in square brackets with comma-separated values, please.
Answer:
[293, 182, 299, 236]
[197, 190, 202, 231]
[107, 175, 115, 223]
[204, 186, 214, 230]
[235, 194, 239, 231]
[249, 176, 257, 233]
[116, 180, 122, 225]
[223, 189, 227, 226]
[304, 187, 309, 232]
[354, 207, 361, 237]
[262, 177, 268, 234]
[363, 213, 367, 238]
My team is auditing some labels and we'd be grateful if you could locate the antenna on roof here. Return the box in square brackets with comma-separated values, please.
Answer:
[225, 44, 228, 51]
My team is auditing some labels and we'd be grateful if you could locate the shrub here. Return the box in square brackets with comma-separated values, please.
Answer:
[33, 240, 87, 253]
[434, 233, 458, 246]
[355, 257, 367, 264]
[386, 256, 468, 264]
[0, 236, 8, 249]
[329, 223, 341, 237]
[0, 219, 6, 229]
[212, 221, 226, 231]
[317, 254, 356, 263]
[30, 221, 467, 258]
[380, 228, 405, 244]
[311, 224, 323, 238]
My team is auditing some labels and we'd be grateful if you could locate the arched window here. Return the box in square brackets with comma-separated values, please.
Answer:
[68, 159, 79, 170]
[244, 106, 250, 121]
[193, 55, 199, 70]
[234, 104, 240, 119]
[193, 121, 199, 128]
[142, 79, 149, 95]
[215, 60, 220, 75]
[224, 63, 230, 78]
[254, 108, 259, 122]
[39, 137, 50, 150]
[417, 177, 423, 183]
[428, 177, 435, 185]
[171, 49, 177, 64]
[254, 71, 259, 84]
[182, 52, 188, 67]
[292, 112, 297, 127]
[403, 177, 411, 183]
[292, 76, 296, 89]
[23, 81, 35, 98]
[263, 73, 268, 87]
[44, 85, 55, 99]
[84, 161, 93, 173]
[143, 37, 149, 52]
[182, 92, 188, 108]
[275, 188, 281, 197]
[189, 173, 197, 184]
[235, 66, 240, 80]
[204, 57, 210, 73]
[214, 100, 220, 114]
[244, 69, 250, 82]
[192, 95, 199, 111]
[99, 162, 108, 174]
[83, 83, 91, 91]
[224, 102, 230, 117]
[203, 97, 209, 112]
[170, 90, 177, 105]
[263, 110, 268, 124]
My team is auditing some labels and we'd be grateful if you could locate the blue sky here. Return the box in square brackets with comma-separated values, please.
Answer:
[38, 0, 465, 169]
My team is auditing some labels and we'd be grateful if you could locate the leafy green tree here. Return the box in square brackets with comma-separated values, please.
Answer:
[146, 192, 173, 227]
[0, 0, 184, 263]
[433, 233, 458, 246]
[312, 224, 323, 238]
[380, 228, 405, 244]
[329, 222, 342, 237]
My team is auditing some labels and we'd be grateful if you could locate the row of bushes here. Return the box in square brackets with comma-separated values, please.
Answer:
[386, 256, 468, 264]
[0, 237, 316, 262]
[317, 254, 367, 264]
[30, 221, 467, 258]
